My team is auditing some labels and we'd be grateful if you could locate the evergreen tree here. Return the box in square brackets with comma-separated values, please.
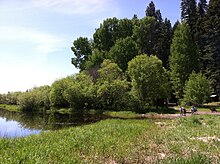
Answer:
[144, 1, 171, 68]
[161, 18, 172, 69]
[181, 0, 197, 40]
[203, 0, 220, 96]
[197, 0, 208, 15]
[196, 0, 208, 72]
[145, 1, 156, 18]
[133, 17, 156, 55]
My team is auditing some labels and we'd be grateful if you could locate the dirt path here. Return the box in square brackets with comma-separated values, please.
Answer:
[141, 111, 220, 119]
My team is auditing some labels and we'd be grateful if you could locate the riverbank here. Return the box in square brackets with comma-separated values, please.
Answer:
[0, 104, 21, 112]
[0, 115, 219, 163]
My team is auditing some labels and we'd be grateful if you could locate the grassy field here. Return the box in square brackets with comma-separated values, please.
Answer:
[0, 114, 220, 163]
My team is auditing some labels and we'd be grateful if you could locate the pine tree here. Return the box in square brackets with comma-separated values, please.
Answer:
[145, 1, 156, 18]
[144, 1, 171, 68]
[203, 0, 220, 96]
[181, 0, 197, 40]
[196, 0, 208, 73]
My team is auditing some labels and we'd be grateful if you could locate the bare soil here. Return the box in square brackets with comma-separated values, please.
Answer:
[141, 111, 220, 119]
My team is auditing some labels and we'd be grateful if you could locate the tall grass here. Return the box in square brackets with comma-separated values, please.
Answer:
[0, 115, 220, 163]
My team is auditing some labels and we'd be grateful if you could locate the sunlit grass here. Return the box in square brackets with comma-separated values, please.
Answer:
[0, 104, 21, 112]
[104, 111, 140, 119]
[0, 115, 220, 163]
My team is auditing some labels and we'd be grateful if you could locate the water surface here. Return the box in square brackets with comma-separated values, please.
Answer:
[0, 108, 107, 138]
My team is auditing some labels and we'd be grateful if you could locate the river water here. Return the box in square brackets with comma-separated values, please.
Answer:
[0, 108, 107, 138]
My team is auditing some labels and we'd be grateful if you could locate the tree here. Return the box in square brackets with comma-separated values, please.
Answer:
[93, 17, 133, 52]
[33, 85, 51, 110]
[133, 17, 156, 55]
[156, 18, 172, 69]
[144, 1, 172, 68]
[96, 60, 130, 110]
[181, 0, 197, 40]
[71, 37, 92, 70]
[18, 91, 36, 111]
[195, 0, 208, 68]
[172, 20, 180, 37]
[84, 49, 106, 70]
[183, 72, 211, 105]
[108, 37, 139, 72]
[145, 1, 156, 18]
[203, 0, 220, 96]
[169, 22, 200, 99]
[127, 55, 169, 107]
[63, 72, 94, 110]
[50, 78, 70, 108]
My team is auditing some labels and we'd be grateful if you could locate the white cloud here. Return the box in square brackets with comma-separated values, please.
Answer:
[0, 0, 120, 16]
[0, 26, 65, 55]
[32, 0, 119, 15]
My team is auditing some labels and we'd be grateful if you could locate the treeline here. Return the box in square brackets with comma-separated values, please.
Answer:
[71, 0, 219, 103]
[1, 0, 219, 112]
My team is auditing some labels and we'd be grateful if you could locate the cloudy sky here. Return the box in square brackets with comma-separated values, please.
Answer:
[0, 0, 180, 93]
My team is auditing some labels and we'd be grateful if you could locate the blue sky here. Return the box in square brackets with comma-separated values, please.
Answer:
[0, 0, 181, 93]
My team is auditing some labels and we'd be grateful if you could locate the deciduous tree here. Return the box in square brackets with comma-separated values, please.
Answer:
[183, 72, 211, 105]
[127, 55, 169, 107]
[169, 22, 200, 99]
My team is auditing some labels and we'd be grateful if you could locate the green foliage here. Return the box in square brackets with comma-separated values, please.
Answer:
[108, 37, 139, 71]
[169, 22, 200, 99]
[0, 92, 21, 105]
[127, 55, 170, 108]
[17, 86, 51, 111]
[96, 60, 130, 110]
[203, 0, 220, 96]
[18, 91, 37, 111]
[71, 37, 92, 70]
[183, 72, 211, 105]
[133, 17, 156, 55]
[181, 0, 197, 39]
[33, 86, 51, 110]
[50, 78, 70, 108]
[84, 49, 106, 70]
[93, 17, 133, 52]
[63, 72, 94, 110]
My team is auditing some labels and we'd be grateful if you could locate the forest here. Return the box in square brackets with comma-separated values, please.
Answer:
[0, 0, 219, 113]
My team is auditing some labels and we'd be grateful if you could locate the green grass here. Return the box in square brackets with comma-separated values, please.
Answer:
[104, 111, 140, 119]
[0, 104, 21, 112]
[0, 115, 220, 163]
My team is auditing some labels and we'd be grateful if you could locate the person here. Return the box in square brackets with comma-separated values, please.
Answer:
[191, 105, 197, 114]
[180, 106, 186, 116]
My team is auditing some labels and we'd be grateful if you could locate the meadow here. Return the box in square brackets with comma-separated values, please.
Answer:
[0, 114, 219, 163]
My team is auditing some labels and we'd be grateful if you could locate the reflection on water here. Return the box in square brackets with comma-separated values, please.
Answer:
[0, 108, 107, 138]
